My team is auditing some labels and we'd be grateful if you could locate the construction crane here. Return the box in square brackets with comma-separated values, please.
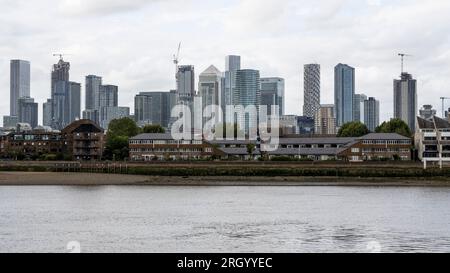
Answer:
[52, 53, 71, 61]
[398, 53, 412, 74]
[440, 97, 450, 118]
[173, 42, 181, 73]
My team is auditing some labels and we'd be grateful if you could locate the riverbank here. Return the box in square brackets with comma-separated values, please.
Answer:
[1, 172, 450, 186]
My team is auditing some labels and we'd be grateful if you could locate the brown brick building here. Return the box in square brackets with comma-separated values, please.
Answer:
[61, 119, 105, 161]
[0, 129, 63, 159]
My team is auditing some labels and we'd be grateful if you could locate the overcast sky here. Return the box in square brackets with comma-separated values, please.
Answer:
[1, 0, 450, 126]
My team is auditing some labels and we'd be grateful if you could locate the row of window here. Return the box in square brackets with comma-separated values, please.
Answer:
[129, 140, 203, 145]
[13, 135, 61, 141]
[362, 148, 410, 153]
[362, 140, 411, 145]
[130, 148, 213, 153]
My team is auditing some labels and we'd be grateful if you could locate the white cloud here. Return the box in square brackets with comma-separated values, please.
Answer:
[58, 0, 154, 16]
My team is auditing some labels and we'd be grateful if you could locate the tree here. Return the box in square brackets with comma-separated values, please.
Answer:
[246, 143, 256, 159]
[104, 118, 141, 161]
[337, 122, 370, 137]
[375, 118, 412, 137]
[107, 117, 141, 138]
[142, 124, 165, 134]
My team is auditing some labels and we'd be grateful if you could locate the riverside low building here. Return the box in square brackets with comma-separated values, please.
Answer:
[0, 119, 105, 161]
[129, 133, 220, 161]
[0, 128, 63, 159]
[61, 119, 105, 161]
[416, 116, 450, 168]
[129, 133, 412, 162]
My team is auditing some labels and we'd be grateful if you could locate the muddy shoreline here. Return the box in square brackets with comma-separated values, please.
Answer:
[1, 172, 450, 187]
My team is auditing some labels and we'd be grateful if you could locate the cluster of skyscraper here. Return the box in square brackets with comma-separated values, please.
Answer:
[4, 60, 38, 129]
[134, 56, 285, 134]
[82, 75, 129, 129]
[2, 55, 420, 136]
[303, 63, 382, 134]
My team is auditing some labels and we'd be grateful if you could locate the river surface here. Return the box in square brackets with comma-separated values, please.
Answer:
[0, 186, 450, 253]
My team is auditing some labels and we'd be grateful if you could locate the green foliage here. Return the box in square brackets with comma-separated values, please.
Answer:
[246, 143, 256, 155]
[104, 118, 140, 160]
[107, 117, 141, 138]
[270, 156, 314, 162]
[337, 122, 370, 137]
[375, 118, 412, 137]
[41, 154, 58, 161]
[142, 124, 165, 134]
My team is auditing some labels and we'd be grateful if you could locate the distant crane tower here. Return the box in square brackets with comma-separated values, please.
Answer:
[398, 53, 412, 74]
[441, 97, 450, 118]
[53, 53, 71, 61]
[173, 42, 181, 75]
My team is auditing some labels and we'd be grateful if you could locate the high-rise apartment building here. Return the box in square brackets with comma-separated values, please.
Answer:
[3, 116, 19, 129]
[100, 106, 130, 129]
[364, 97, 380, 132]
[303, 64, 320, 119]
[52, 81, 81, 130]
[85, 75, 102, 110]
[353, 93, 368, 122]
[99, 85, 118, 108]
[315, 104, 336, 135]
[134, 92, 172, 128]
[334, 64, 355, 127]
[10, 60, 31, 117]
[394, 73, 417, 132]
[48, 58, 71, 129]
[17, 97, 38, 129]
[176, 65, 195, 105]
[260, 77, 285, 116]
[43, 99, 52, 127]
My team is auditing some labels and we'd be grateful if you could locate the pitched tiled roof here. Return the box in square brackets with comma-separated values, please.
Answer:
[358, 133, 411, 140]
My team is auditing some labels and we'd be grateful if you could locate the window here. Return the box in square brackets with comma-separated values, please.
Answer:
[351, 148, 360, 153]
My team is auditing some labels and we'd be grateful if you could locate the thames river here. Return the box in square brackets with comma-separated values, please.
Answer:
[1, 186, 450, 253]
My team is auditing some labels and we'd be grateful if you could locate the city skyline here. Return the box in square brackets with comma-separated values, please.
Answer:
[1, 0, 450, 127]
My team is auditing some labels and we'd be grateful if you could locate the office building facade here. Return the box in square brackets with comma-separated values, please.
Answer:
[10, 60, 31, 117]
[199, 65, 223, 114]
[334, 64, 355, 127]
[233, 69, 261, 135]
[261, 77, 285, 116]
[364, 97, 380, 132]
[353, 93, 367, 122]
[52, 81, 81, 130]
[85, 75, 102, 111]
[135, 92, 172, 128]
[18, 97, 38, 129]
[176, 65, 195, 105]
